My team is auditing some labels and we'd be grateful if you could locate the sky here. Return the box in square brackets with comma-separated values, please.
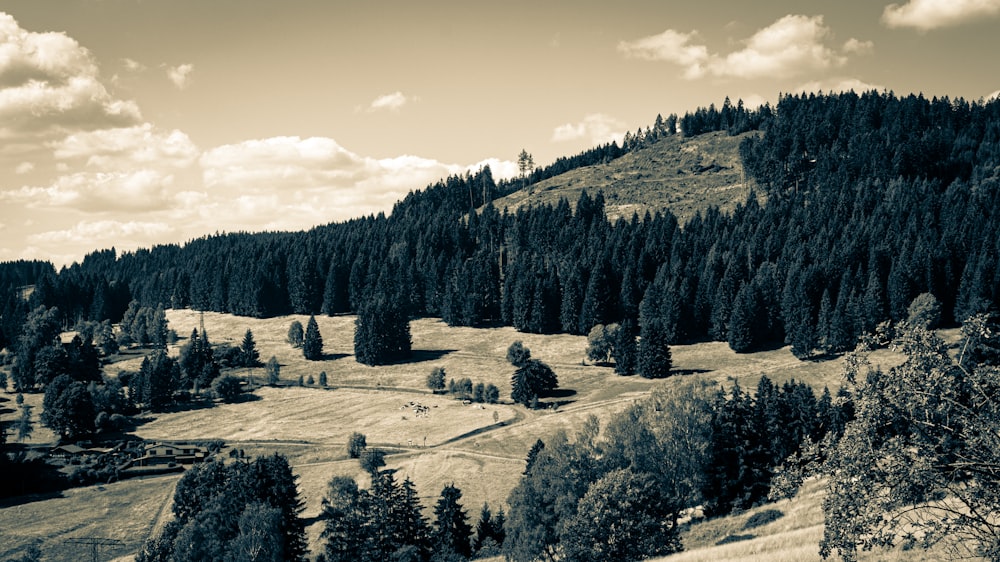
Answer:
[1, 0, 999, 267]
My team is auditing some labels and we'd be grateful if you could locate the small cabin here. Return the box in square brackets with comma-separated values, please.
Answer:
[137, 442, 208, 466]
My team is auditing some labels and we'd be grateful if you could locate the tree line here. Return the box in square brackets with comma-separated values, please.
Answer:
[4, 91, 1000, 368]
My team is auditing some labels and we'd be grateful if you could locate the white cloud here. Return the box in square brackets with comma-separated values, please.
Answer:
[793, 77, 885, 95]
[619, 15, 870, 80]
[882, 0, 1000, 30]
[27, 219, 174, 248]
[167, 63, 193, 89]
[552, 114, 627, 145]
[15, 161, 33, 174]
[0, 12, 142, 140]
[987, 89, 1000, 101]
[368, 91, 410, 112]
[122, 57, 145, 72]
[199, 136, 519, 229]
[617, 29, 711, 79]
[842, 38, 875, 55]
[53, 123, 199, 169]
[1, 169, 176, 212]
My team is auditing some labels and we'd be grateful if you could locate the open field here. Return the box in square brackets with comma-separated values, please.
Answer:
[0, 474, 180, 561]
[0, 309, 924, 560]
[135, 385, 517, 448]
[653, 476, 984, 562]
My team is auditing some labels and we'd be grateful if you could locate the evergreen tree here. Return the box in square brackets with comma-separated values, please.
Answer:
[240, 329, 260, 367]
[432, 484, 473, 559]
[303, 315, 323, 360]
[320, 476, 373, 562]
[16, 402, 33, 442]
[614, 319, 638, 376]
[523, 439, 545, 475]
[354, 294, 411, 366]
[638, 320, 672, 379]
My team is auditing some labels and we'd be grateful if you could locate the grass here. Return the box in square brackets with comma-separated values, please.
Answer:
[652, 476, 985, 562]
[492, 131, 755, 225]
[0, 473, 180, 561]
[0, 309, 935, 560]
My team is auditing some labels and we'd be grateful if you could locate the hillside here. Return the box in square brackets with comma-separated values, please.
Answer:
[493, 130, 754, 223]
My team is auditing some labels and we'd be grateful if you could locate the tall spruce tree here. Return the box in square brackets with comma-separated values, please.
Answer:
[240, 328, 260, 367]
[432, 484, 473, 559]
[638, 320, 672, 379]
[303, 315, 323, 360]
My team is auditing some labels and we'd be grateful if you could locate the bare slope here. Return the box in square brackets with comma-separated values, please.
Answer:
[493, 131, 754, 223]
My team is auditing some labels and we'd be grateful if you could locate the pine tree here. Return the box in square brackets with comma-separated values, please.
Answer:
[240, 329, 260, 367]
[354, 292, 411, 366]
[303, 315, 323, 360]
[613, 319, 638, 376]
[432, 484, 473, 559]
[638, 320, 673, 378]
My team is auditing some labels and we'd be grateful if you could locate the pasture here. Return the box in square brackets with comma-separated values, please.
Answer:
[0, 309, 916, 560]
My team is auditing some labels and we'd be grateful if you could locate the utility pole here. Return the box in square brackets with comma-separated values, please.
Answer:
[64, 537, 124, 562]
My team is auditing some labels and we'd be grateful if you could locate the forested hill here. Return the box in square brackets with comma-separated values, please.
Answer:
[4, 91, 1000, 359]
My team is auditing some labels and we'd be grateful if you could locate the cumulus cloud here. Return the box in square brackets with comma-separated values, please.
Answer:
[619, 15, 870, 80]
[552, 114, 627, 145]
[28, 219, 174, 249]
[53, 123, 199, 169]
[0, 12, 142, 139]
[1, 169, 176, 212]
[368, 91, 410, 112]
[197, 135, 518, 230]
[167, 63, 193, 89]
[882, 0, 1000, 30]
[15, 161, 33, 174]
[842, 38, 875, 54]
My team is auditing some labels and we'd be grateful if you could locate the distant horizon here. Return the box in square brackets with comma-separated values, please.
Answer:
[1, 0, 999, 267]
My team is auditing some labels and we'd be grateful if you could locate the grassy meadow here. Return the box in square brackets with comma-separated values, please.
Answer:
[0, 308, 923, 560]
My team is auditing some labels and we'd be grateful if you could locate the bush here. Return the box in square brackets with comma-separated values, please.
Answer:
[287, 320, 304, 348]
[212, 375, 244, 403]
[484, 384, 499, 404]
[347, 432, 367, 459]
[427, 367, 446, 392]
[907, 292, 941, 329]
[319, 371, 327, 386]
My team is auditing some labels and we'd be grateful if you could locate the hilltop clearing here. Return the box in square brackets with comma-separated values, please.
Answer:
[492, 130, 754, 223]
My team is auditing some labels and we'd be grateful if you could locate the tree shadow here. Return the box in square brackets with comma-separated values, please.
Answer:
[805, 352, 843, 363]
[672, 368, 712, 376]
[540, 388, 577, 409]
[542, 388, 577, 399]
[0, 490, 66, 508]
[393, 349, 458, 364]
[321, 352, 351, 361]
[743, 508, 784, 529]
[715, 533, 756, 546]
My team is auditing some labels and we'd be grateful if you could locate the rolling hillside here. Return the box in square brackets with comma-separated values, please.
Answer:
[493, 130, 755, 223]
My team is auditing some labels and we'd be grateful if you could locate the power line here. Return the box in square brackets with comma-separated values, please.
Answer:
[64, 537, 124, 562]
